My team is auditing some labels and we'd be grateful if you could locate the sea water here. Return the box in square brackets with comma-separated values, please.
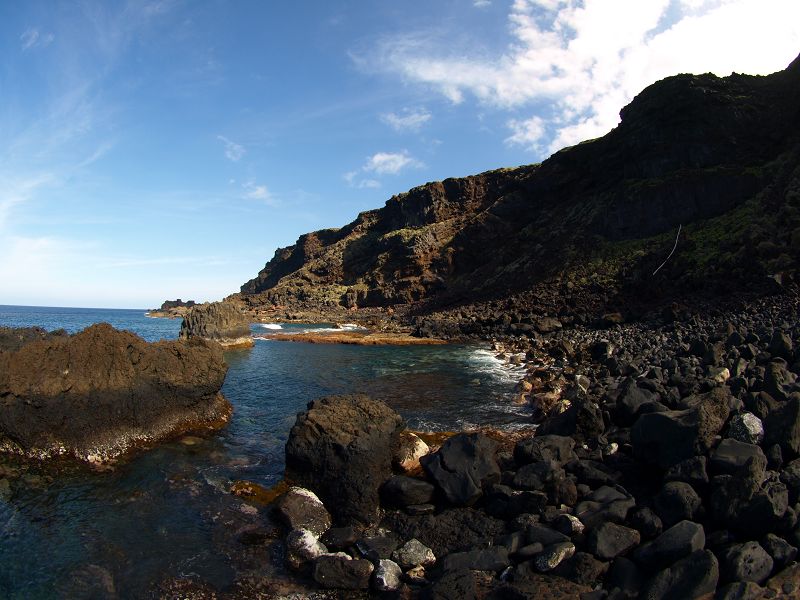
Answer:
[0, 305, 530, 597]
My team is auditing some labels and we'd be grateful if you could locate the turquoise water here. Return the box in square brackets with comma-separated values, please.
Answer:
[0, 305, 529, 598]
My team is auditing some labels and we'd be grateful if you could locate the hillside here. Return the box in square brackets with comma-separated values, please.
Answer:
[233, 54, 800, 322]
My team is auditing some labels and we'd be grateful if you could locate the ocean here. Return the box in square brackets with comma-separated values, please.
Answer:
[0, 305, 529, 597]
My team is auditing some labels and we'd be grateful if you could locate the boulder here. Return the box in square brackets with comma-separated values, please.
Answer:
[393, 431, 430, 472]
[285, 529, 328, 570]
[728, 412, 765, 445]
[381, 475, 435, 507]
[274, 487, 332, 537]
[179, 301, 253, 348]
[392, 538, 436, 569]
[765, 396, 800, 456]
[639, 550, 719, 599]
[631, 387, 731, 469]
[312, 555, 373, 589]
[653, 481, 702, 527]
[632, 520, 705, 572]
[440, 546, 510, 572]
[513, 434, 577, 467]
[710, 439, 766, 475]
[372, 559, 402, 592]
[587, 522, 641, 560]
[420, 433, 500, 506]
[285, 395, 404, 525]
[0, 323, 230, 462]
[719, 541, 774, 584]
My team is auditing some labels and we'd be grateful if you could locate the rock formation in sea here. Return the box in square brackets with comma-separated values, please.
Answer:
[0, 323, 231, 462]
[179, 301, 254, 348]
[161, 298, 196, 311]
[233, 54, 800, 323]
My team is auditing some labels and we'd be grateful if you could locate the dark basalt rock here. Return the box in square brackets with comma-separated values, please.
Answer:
[639, 550, 719, 600]
[653, 481, 702, 527]
[764, 396, 800, 456]
[719, 541, 774, 585]
[710, 439, 767, 475]
[180, 301, 253, 348]
[632, 520, 705, 572]
[440, 547, 510, 573]
[381, 475, 436, 507]
[0, 323, 230, 462]
[285, 394, 404, 525]
[274, 487, 332, 538]
[587, 521, 641, 560]
[421, 432, 500, 506]
[312, 555, 373, 589]
[513, 434, 577, 467]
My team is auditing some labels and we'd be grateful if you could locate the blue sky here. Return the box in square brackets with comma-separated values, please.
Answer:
[1, 0, 798, 308]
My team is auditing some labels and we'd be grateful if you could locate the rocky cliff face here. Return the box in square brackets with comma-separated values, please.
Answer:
[0, 323, 230, 462]
[237, 55, 800, 315]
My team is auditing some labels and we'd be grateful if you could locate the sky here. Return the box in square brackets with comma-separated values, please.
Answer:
[1, 0, 798, 308]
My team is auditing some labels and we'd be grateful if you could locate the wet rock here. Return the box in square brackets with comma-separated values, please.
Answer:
[57, 564, 117, 600]
[719, 541, 774, 584]
[632, 520, 705, 572]
[639, 550, 718, 599]
[0, 323, 230, 462]
[392, 538, 436, 569]
[420, 433, 500, 506]
[285, 394, 404, 525]
[381, 475, 435, 507]
[653, 481, 702, 527]
[275, 487, 332, 537]
[313, 555, 373, 589]
[587, 521, 641, 560]
[286, 528, 328, 570]
[180, 301, 253, 348]
[372, 559, 402, 592]
[728, 412, 765, 445]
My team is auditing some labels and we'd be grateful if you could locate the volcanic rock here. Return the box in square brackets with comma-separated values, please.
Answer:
[285, 395, 403, 525]
[0, 323, 230, 462]
[180, 301, 253, 349]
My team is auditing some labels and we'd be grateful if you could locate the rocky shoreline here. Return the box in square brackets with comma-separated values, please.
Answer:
[232, 291, 800, 599]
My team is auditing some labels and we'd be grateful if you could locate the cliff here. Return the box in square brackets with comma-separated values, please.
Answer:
[236, 54, 800, 317]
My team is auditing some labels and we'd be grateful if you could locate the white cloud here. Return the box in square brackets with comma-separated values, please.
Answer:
[381, 109, 432, 132]
[505, 115, 546, 151]
[363, 151, 423, 175]
[362, 0, 800, 155]
[20, 28, 54, 51]
[474, 1, 492, 8]
[217, 135, 245, 161]
[243, 181, 272, 202]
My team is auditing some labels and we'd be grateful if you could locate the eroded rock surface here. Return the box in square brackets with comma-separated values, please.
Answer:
[180, 301, 253, 348]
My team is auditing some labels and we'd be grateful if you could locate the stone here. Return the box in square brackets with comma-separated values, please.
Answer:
[710, 439, 767, 475]
[653, 481, 702, 527]
[769, 329, 794, 360]
[321, 526, 359, 551]
[422, 568, 476, 600]
[628, 507, 663, 540]
[761, 533, 797, 570]
[420, 432, 500, 506]
[441, 546, 510, 572]
[573, 486, 636, 529]
[372, 559, 402, 592]
[513, 435, 577, 467]
[764, 396, 800, 456]
[179, 301, 253, 348]
[550, 551, 610, 586]
[534, 542, 575, 572]
[275, 487, 332, 537]
[780, 458, 800, 503]
[639, 550, 719, 599]
[381, 475, 435, 507]
[285, 529, 328, 570]
[632, 520, 705, 572]
[0, 323, 230, 462]
[285, 395, 404, 525]
[551, 514, 585, 537]
[526, 524, 570, 546]
[606, 556, 645, 597]
[393, 431, 430, 473]
[356, 535, 399, 562]
[537, 396, 605, 440]
[616, 383, 659, 426]
[587, 521, 641, 560]
[716, 581, 766, 600]
[631, 387, 730, 469]
[719, 541, 774, 584]
[392, 538, 436, 569]
[312, 555, 373, 589]
[728, 412, 765, 445]
[664, 456, 709, 487]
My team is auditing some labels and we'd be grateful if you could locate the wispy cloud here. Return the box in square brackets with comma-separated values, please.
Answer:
[505, 115, 545, 152]
[364, 151, 423, 175]
[381, 108, 432, 132]
[217, 135, 245, 161]
[474, 0, 492, 7]
[359, 0, 800, 155]
[242, 181, 276, 205]
[20, 28, 54, 51]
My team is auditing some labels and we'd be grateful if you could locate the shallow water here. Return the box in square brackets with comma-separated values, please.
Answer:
[0, 305, 530, 597]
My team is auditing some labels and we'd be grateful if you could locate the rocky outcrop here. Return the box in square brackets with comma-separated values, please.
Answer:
[284, 395, 405, 525]
[180, 301, 253, 348]
[0, 323, 230, 462]
[236, 54, 800, 321]
[160, 298, 196, 311]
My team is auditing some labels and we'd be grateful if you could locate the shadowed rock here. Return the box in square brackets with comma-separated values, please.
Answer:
[0, 323, 230, 462]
